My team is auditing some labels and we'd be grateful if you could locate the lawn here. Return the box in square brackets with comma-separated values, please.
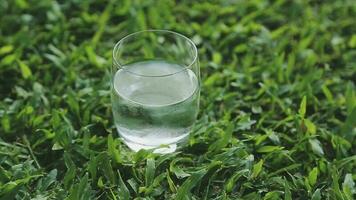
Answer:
[0, 0, 355, 199]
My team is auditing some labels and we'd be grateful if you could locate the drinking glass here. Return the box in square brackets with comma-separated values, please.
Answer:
[112, 30, 200, 153]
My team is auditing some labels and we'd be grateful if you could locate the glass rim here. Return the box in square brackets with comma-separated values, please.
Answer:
[112, 29, 198, 77]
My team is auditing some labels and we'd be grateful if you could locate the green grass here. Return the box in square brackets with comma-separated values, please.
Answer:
[0, 0, 355, 199]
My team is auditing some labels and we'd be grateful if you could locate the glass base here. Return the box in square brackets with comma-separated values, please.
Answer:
[123, 139, 177, 154]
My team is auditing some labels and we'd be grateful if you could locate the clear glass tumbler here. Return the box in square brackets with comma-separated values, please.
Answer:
[112, 30, 200, 153]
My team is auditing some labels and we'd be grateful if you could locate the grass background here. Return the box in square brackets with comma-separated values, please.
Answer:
[0, 0, 355, 199]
